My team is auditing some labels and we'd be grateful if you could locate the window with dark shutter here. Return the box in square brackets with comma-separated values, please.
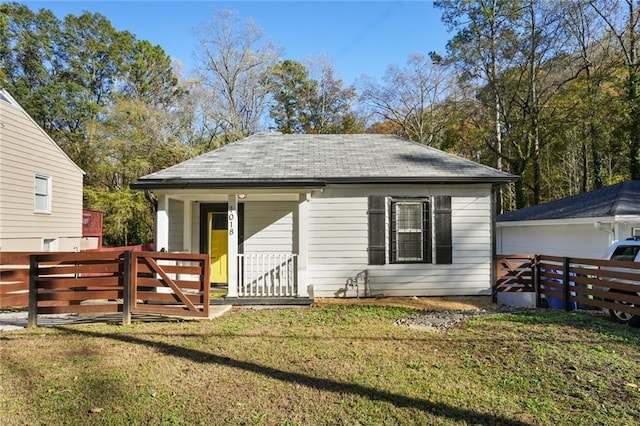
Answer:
[390, 199, 430, 263]
[369, 196, 453, 265]
[368, 196, 386, 265]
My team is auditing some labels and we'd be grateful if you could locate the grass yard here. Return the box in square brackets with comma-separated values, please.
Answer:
[1, 305, 639, 425]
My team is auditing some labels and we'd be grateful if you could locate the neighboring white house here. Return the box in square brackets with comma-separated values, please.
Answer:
[0, 88, 86, 252]
[497, 181, 640, 259]
[132, 133, 517, 300]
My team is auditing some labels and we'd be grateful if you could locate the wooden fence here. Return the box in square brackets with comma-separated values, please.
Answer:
[496, 254, 640, 317]
[0, 252, 40, 308]
[1, 251, 209, 327]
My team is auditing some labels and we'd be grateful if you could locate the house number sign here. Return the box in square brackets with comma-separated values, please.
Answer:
[228, 213, 234, 235]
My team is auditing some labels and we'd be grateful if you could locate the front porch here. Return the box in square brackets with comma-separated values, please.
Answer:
[154, 191, 317, 301]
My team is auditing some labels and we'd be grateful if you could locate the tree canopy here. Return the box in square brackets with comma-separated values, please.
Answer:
[3, 1, 639, 244]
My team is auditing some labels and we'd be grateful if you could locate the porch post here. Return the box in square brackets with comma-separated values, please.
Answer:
[227, 194, 239, 298]
[156, 194, 169, 252]
[297, 193, 310, 298]
[183, 200, 192, 252]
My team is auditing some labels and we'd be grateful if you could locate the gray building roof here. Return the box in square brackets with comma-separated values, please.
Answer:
[132, 133, 517, 189]
[497, 180, 640, 222]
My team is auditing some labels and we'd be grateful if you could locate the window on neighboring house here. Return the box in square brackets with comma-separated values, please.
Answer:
[43, 238, 58, 252]
[368, 196, 452, 265]
[34, 174, 51, 213]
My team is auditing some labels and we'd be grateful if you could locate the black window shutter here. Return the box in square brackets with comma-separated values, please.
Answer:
[423, 201, 432, 263]
[368, 196, 386, 265]
[434, 196, 452, 264]
[390, 201, 397, 263]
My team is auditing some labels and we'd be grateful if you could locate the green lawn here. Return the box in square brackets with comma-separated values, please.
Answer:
[1, 305, 639, 425]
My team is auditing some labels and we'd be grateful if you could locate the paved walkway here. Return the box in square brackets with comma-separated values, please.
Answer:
[0, 305, 233, 331]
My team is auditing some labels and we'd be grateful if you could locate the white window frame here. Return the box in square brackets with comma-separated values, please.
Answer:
[395, 201, 424, 262]
[34, 173, 52, 214]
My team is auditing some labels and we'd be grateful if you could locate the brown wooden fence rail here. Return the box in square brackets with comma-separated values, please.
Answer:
[27, 251, 127, 327]
[496, 254, 640, 318]
[0, 252, 34, 308]
[0, 251, 209, 327]
[495, 255, 535, 293]
[130, 251, 210, 320]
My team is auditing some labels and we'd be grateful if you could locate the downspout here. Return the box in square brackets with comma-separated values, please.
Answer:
[594, 222, 615, 245]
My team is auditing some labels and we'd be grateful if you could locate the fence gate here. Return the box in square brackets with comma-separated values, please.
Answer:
[130, 252, 210, 319]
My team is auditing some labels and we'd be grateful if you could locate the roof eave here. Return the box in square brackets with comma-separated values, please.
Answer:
[131, 175, 517, 191]
[130, 179, 327, 190]
[325, 176, 518, 185]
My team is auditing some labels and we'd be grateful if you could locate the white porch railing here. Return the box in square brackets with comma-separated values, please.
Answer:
[237, 253, 298, 297]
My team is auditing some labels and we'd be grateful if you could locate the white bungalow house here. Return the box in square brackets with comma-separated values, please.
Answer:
[131, 134, 517, 301]
[497, 181, 640, 259]
[0, 89, 87, 252]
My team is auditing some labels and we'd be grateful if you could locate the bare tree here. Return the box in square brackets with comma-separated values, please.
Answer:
[359, 53, 454, 146]
[303, 56, 359, 133]
[194, 10, 281, 143]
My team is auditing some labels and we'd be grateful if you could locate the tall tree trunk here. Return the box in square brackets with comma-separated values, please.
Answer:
[528, 0, 542, 205]
[490, 0, 504, 213]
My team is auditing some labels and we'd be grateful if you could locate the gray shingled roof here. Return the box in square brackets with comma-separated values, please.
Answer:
[132, 134, 517, 189]
[497, 181, 640, 222]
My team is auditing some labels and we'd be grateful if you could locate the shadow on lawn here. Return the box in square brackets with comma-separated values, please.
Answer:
[53, 326, 531, 426]
[491, 311, 640, 341]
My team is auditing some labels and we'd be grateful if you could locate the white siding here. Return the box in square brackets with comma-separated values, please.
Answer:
[191, 204, 200, 253]
[497, 223, 612, 259]
[0, 95, 83, 251]
[243, 201, 296, 254]
[308, 184, 494, 298]
[168, 199, 184, 252]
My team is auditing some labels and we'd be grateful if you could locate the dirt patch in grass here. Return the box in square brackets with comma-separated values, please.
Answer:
[314, 295, 494, 311]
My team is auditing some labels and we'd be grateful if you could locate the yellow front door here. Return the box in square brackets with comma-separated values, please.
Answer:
[209, 212, 228, 283]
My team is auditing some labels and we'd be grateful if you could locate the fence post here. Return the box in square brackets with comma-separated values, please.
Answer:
[122, 250, 132, 326]
[533, 255, 541, 308]
[563, 257, 570, 311]
[27, 255, 38, 328]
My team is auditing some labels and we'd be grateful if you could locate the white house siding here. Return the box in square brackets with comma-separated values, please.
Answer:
[497, 223, 612, 259]
[168, 199, 184, 252]
[308, 184, 494, 298]
[243, 201, 296, 254]
[0, 96, 83, 252]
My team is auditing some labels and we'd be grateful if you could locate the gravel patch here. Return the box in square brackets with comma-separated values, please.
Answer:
[394, 306, 540, 332]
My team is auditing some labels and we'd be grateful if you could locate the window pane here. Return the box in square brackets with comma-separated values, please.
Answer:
[212, 213, 228, 230]
[397, 203, 421, 230]
[35, 194, 48, 211]
[397, 231, 422, 260]
[35, 176, 48, 195]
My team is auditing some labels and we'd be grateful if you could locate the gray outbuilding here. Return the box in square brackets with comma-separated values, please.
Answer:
[497, 181, 640, 258]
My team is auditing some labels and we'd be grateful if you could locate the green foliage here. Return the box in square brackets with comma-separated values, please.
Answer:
[265, 60, 316, 133]
[266, 59, 361, 134]
[429, 0, 639, 209]
[2, 3, 193, 246]
[83, 187, 152, 247]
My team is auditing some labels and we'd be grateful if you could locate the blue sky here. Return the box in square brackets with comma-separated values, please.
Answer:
[21, 1, 452, 86]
